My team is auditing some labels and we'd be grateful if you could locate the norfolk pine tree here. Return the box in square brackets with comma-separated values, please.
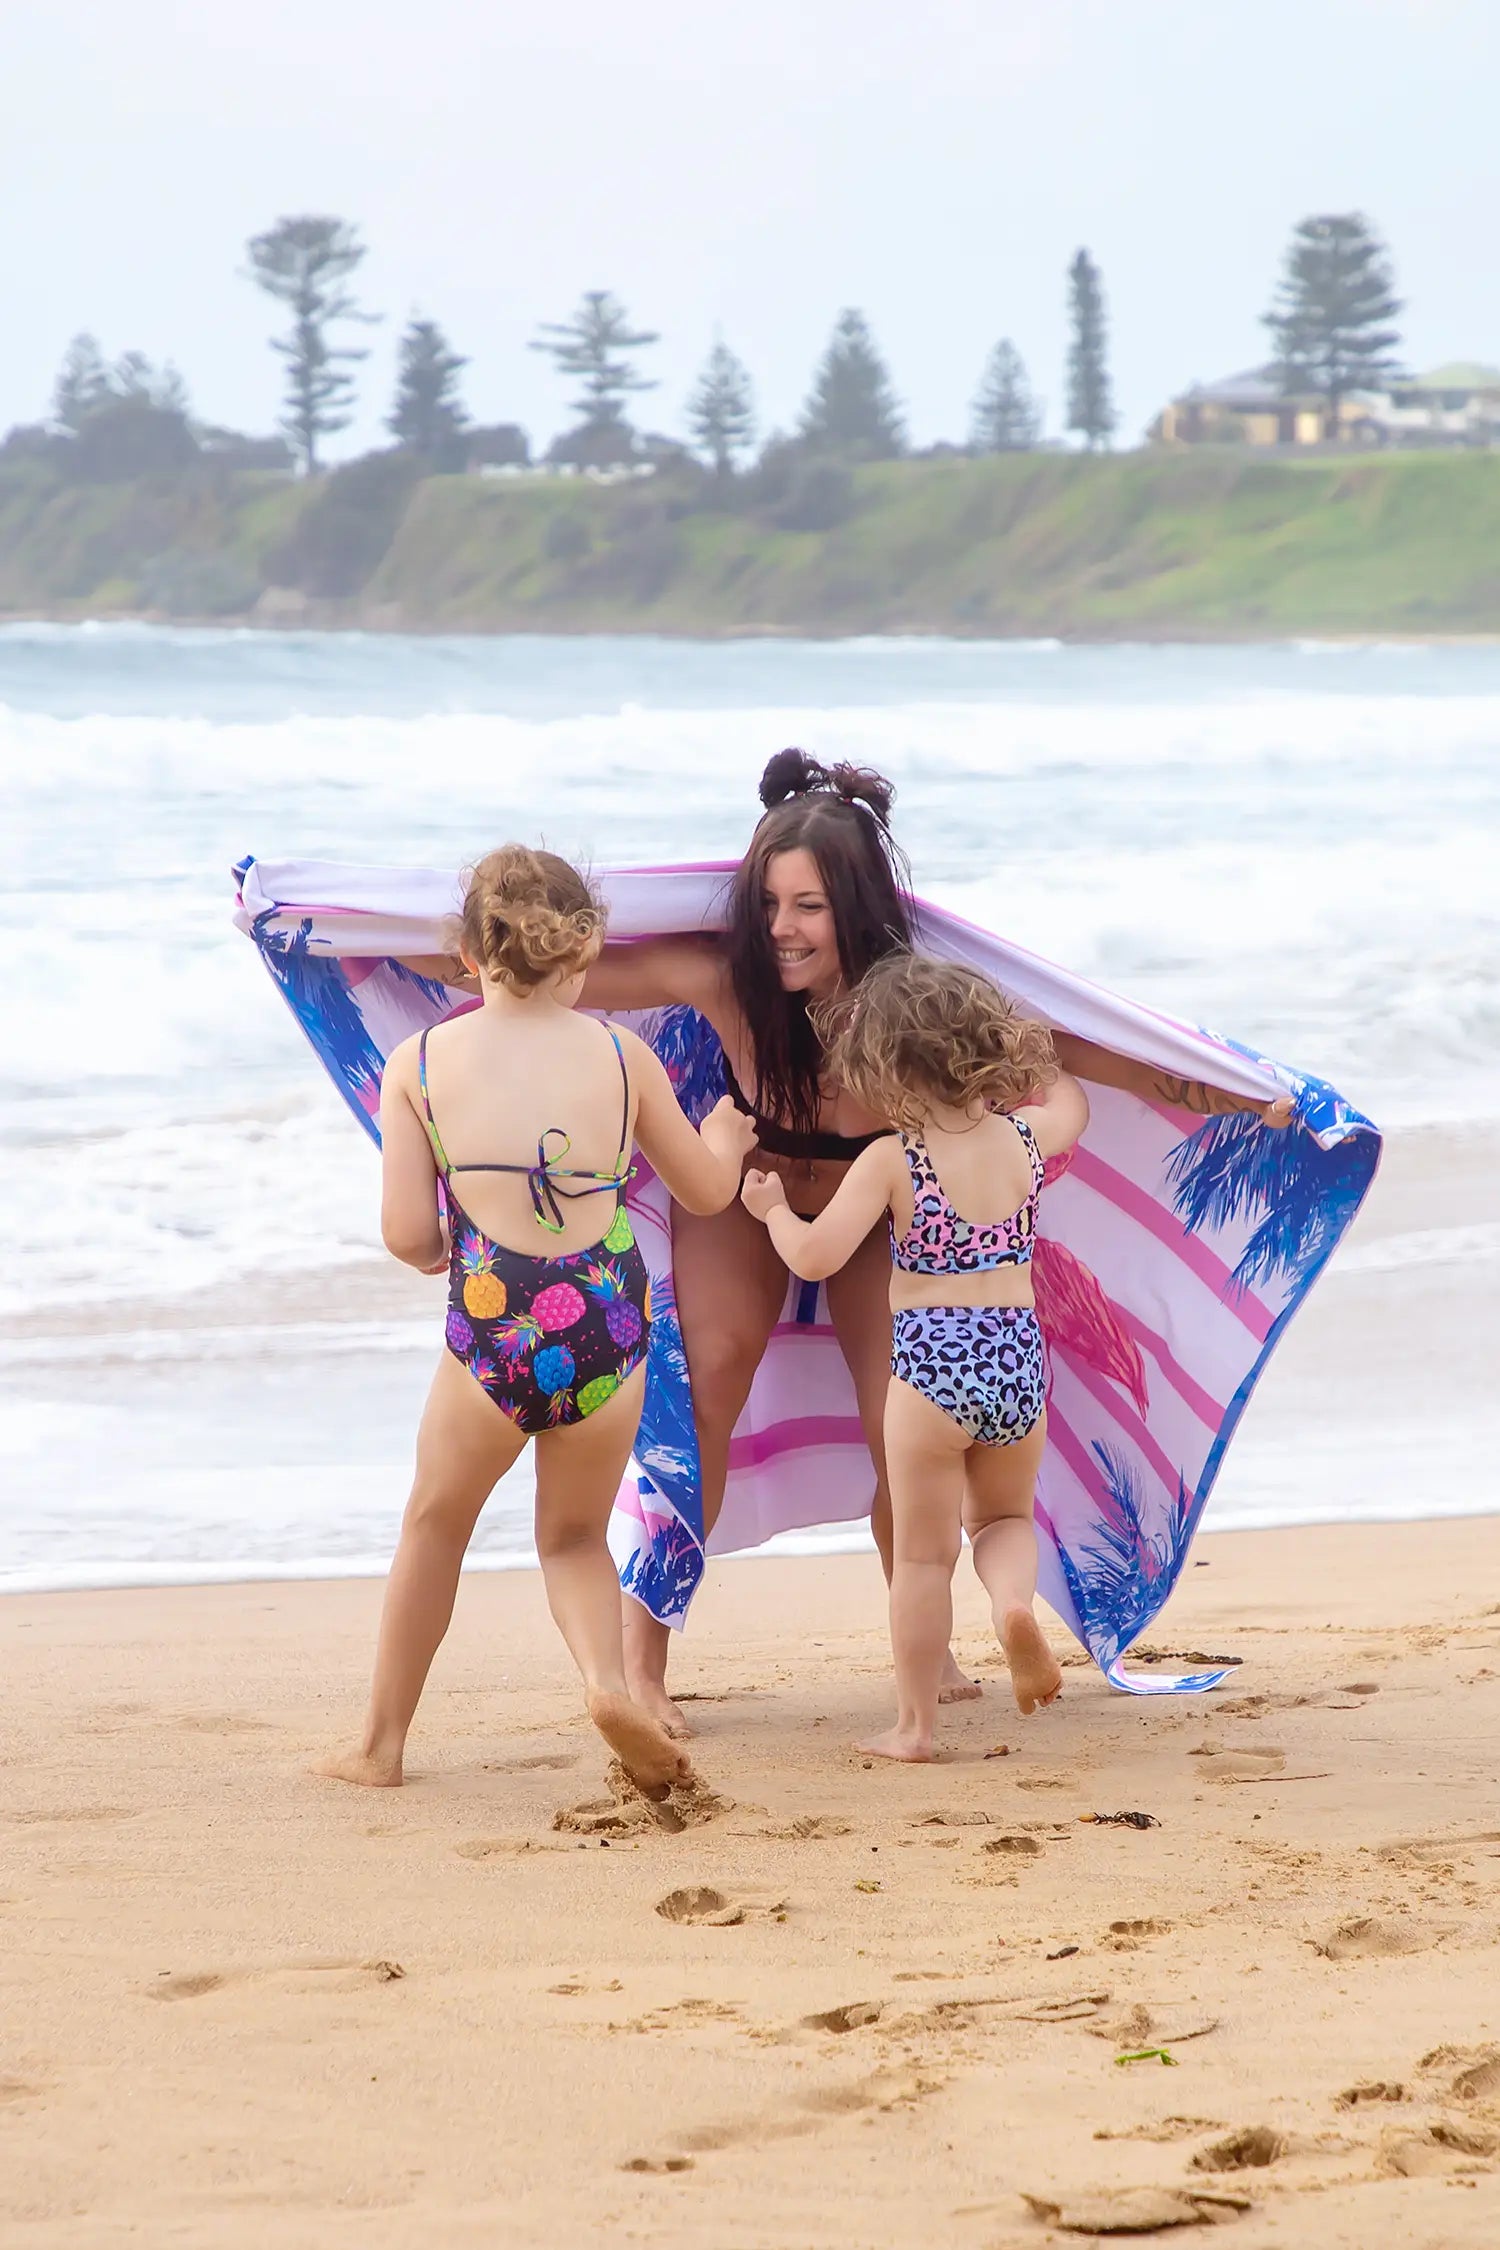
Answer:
[388, 317, 470, 460]
[1264, 212, 1402, 433]
[1065, 250, 1115, 451]
[799, 309, 905, 458]
[971, 339, 1041, 451]
[686, 336, 756, 476]
[531, 290, 659, 443]
[51, 334, 112, 432]
[245, 216, 375, 474]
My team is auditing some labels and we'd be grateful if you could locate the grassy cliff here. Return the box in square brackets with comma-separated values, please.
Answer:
[2, 448, 1498, 638]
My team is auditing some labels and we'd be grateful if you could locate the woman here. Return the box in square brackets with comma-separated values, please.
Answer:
[417, 749, 1290, 1737]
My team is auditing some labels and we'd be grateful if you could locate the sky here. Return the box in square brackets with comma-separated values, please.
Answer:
[3, 0, 1494, 459]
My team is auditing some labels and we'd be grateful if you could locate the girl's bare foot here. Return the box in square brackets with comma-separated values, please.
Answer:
[626, 1678, 694, 1740]
[314, 1746, 404, 1788]
[938, 1652, 983, 1704]
[587, 1690, 693, 1797]
[859, 1725, 935, 1763]
[1000, 1607, 1063, 1716]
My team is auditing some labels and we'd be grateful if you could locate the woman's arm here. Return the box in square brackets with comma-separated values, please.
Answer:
[741, 1141, 900, 1282]
[1017, 1069, 1090, 1161]
[623, 1030, 757, 1215]
[581, 933, 726, 1018]
[378, 1040, 448, 1271]
[1051, 1031, 1293, 1128]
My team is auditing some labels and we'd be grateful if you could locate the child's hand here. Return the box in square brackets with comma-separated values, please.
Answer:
[741, 1167, 788, 1222]
[701, 1094, 757, 1168]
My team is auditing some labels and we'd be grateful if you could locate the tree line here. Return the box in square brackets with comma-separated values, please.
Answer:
[14, 211, 1404, 483]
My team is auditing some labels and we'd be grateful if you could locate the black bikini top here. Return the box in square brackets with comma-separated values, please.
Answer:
[417, 1020, 633, 1235]
[721, 1056, 893, 1165]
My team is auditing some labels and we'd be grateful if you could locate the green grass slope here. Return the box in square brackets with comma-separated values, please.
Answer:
[2, 450, 1498, 637]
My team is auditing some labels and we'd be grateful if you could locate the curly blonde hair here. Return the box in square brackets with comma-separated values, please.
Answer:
[454, 846, 604, 993]
[818, 953, 1057, 1130]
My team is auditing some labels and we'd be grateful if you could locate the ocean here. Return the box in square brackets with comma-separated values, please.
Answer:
[4, 623, 1498, 1593]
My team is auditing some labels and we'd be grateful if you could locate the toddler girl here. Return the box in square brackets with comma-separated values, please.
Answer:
[741, 952, 1087, 1761]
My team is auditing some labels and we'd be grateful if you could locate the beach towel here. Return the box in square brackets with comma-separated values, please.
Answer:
[234, 855, 1379, 1695]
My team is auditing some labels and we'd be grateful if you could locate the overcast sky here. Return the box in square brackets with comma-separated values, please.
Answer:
[3, 0, 1492, 458]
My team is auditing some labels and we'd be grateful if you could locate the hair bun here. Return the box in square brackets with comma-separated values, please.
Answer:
[825, 761, 894, 826]
[758, 747, 829, 808]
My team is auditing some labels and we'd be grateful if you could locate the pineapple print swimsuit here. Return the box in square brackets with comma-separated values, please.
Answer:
[417, 1022, 653, 1434]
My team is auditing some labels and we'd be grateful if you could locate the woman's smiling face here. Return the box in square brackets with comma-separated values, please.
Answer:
[763, 847, 842, 998]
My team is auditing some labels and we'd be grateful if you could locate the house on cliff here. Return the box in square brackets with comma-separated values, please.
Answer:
[1153, 362, 1500, 449]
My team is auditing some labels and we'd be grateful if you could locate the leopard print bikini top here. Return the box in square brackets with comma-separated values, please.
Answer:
[890, 1114, 1045, 1275]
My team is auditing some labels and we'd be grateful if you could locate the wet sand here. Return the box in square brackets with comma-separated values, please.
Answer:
[6, 1519, 1500, 2246]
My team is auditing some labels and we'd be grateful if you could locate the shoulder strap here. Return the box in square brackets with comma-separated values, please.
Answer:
[416, 1030, 453, 1177]
[604, 1022, 631, 1173]
[1011, 1112, 1045, 1194]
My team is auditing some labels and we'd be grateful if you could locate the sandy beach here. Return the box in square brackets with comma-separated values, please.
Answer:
[6, 1521, 1500, 2247]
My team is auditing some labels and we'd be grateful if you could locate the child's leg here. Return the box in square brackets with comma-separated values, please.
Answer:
[859, 1377, 970, 1763]
[534, 1364, 690, 1796]
[962, 1415, 1061, 1716]
[827, 1231, 981, 1704]
[318, 1350, 527, 1787]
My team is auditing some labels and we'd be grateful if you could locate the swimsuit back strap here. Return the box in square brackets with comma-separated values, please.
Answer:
[416, 1030, 454, 1178]
[1012, 1111, 1045, 1195]
[604, 1022, 632, 1177]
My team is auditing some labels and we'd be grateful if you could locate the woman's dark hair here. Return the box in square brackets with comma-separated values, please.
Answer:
[725, 749, 915, 1137]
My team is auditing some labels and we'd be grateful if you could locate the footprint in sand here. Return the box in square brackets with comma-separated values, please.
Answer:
[1188, 1744, 1287, 1783]
[151, 1972, 227, 2001]
[656, 1886, 747, 1927]
[620, 2154, 695, 2173]
[1190, 2126, 1287, 2172]
[0, 2078, 47, 2105]
[1023, 2186, 1254, 2231]
[1419, 2043, 1500, 2105]
[1315, 1915, 1453, 1961]
[1336, 2080, 1409, 2109]
[1377, 1829, 1500, 1866]
[1375, 2119, 1497, 2177]
[981, 1833, 1045, 1858]
[802, 2000, 885, 2034]
[1101, 1916, 1172, 1950]
[761, 1815, 853, 1841]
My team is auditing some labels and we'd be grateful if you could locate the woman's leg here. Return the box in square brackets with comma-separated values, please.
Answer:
[318, 1350, 528, 1787]
[622, 1196, 789, 1736]
[962, 1415, 1062, 1716]
[859, 1377, 968, 1763]
[826, 1235, 981, 1702]
[534, 1365, 689, 1795]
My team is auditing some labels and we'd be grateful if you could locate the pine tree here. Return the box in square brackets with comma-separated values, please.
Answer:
[970, 339, 1041, 452]
[798, 309, 904, 458]
[530, 290, 658, 443]
[1263, 212, 1402, 430]
[110, 351, 190, 415]
[387, 317, 469, 458]
[51, 333, 112, 432]
[1065, 250, 1116, 451]
[245, 215, 375, 474]
[686, 336, 756, 476]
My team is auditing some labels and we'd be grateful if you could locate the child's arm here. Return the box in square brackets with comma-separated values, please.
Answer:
[378, 1039, 449, 1272]
[741, 1140, 900, 1282]
[1016, 1068, 1090, 1161]
[623, 1030, 757, 1214]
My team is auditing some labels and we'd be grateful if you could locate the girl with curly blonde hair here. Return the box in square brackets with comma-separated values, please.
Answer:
[741, 953, 1089, 1760]
[319, 846, 754, 1797]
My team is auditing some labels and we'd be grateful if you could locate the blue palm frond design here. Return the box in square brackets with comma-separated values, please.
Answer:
[251, 914, 384, 1145]
[1165, 1107, 1376, 1295]
[388, 959, 457, 1009]
[638, 1006, 726, 1125]
[1056, 1443, 1197, 1665]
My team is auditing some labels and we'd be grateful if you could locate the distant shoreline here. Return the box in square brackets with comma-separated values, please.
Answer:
[4, 450, 1500, 640]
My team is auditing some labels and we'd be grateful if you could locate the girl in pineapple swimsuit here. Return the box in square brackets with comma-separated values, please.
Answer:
[741, 954, 1089, 1762]
[318, 846, 753, 1798]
